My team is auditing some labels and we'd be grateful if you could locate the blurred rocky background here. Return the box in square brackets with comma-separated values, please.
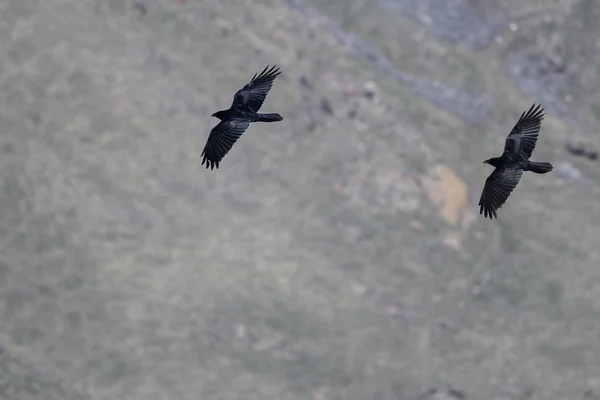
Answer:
[1, 0, 600, 399]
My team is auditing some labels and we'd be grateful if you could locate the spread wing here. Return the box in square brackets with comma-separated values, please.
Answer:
[478, 167, 523, 219]
[201, 119, 250, 170]
[503, 103, 545, 160]
[232, 65, 281, 114]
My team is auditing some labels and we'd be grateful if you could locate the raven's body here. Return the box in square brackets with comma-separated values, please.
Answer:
[211, 110, 282, 123]
[201, 65, 283, 170]
[484, 154, 551, 174]
[478, 104, 553, 219]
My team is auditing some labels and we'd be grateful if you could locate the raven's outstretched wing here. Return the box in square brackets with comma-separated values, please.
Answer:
[201, 119, 251, 170]
[503, 103, 545, 160]
[232, 65, 281, 114]
[478, 166, 523, 219]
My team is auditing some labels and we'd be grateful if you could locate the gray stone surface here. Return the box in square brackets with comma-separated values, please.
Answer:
[1, 0, 600, 399]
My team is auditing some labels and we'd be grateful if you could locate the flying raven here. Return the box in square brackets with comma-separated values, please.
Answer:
[478, 104, 553, 219]
[201, 65, 284, 170]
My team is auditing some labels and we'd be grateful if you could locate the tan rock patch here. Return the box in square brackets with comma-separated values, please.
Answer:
[421, 164, 468, 226]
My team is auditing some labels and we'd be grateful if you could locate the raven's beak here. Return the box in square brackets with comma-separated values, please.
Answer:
[483, 160, 488, 164]
[211, 113, 216, 117]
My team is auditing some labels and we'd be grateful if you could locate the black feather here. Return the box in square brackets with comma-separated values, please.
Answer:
[203, 65, 283, 169]
[201, 119, 250, 170]
[478, 104, 552, 219]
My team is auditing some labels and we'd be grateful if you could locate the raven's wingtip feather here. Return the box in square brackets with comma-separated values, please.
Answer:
[479, 205, 498, 220]
[524, 103, 545, 121]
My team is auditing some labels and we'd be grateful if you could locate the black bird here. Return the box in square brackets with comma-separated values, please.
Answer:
[478, 103, 553, 219]
[201, 65, 284, 170]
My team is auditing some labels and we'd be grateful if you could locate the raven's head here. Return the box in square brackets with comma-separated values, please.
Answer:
[211, 110, 228, 120]
[483, 157, 502, 167]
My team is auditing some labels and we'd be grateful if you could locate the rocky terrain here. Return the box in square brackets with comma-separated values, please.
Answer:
[1, 0, 600, 399]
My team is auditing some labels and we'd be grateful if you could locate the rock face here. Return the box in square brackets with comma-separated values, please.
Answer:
[1, 0, 600, 400]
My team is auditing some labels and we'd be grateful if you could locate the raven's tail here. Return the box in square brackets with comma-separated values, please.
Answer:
[256, 113, 283, 122]
[525, 161, 553, 174]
